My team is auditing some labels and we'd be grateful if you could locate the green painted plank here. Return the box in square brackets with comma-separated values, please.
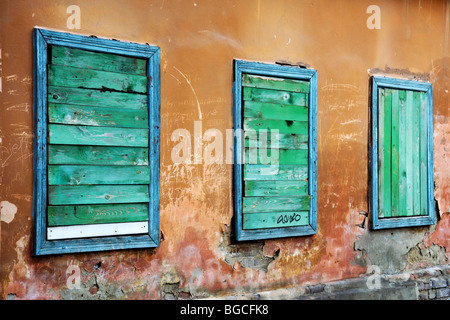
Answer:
[405, 91, 414, 216]
[412, 91, 421, 216]
[243, 196, 310, 213]
[419, 92, 428, 216]
[243, 211, 309, 230]
[48, 65, 148, 94]
[48, 103, 149, 128]
[245, 180, 308, 196]
[48, 185, 149, 205]
[242, 74, 310, 93]
[378, 89, 385, 218]
[243, 87, 307, 107]
[398, 90, 407, 216]
[391, 89, 400, 217]
[48, 145, 149, 166]
[245, 133, 308, 150]
[245, 148, 308, 165]
[48, 86, 147, 110]
[48, 165, 150, 185]
[244, 165, 308, 181]
[381, 89, 392, 218]
[51, 45, 147, 76]
[244, 118, 308, 135]
[244, 101, 308, 121]
[47, 203, 149, 226]
[48, 124, 149, 147]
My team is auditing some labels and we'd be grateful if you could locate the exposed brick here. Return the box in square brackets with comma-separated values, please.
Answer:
[429, 289, 436, 299]
[431, 278, 447, 289]
[418, 291, 428, 300]
[436, 288, 450, 299]
[305, 284, 325, 294]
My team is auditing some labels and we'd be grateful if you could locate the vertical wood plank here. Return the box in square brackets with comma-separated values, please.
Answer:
[398, 90, 407, 216]
[405, 91, 414, 216]
[412, 91, 421, 216]
[419, 92, 428, 216]
[382, 89, 392, 218]
[391, 90, 400, 217]
[378, 89, 385, 218]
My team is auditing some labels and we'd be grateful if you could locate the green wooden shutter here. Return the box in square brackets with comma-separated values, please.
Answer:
[377, 88, 429, 218]
[46, 46, 150, 239]
[241, 74, 312, 230]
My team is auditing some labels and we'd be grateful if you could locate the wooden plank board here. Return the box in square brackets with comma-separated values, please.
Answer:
[48, 145, 149, 165]
[243, 196, 310, 213]
[51, 45, 147, 76]
[412, 91, 421, 216]
[243, 211, 309, 229]
[48, 65, 148, 94]
[244, 180, 308, 196]
[245, 133, 308, 150]
[48, 124, 149, 147]
[242, 74, 310, 93]
[381, 88, 392, 218]
[48, 185, 149, 205]
[419, 92, 428, 216]
[244, 165, 308, 181]
[378, 89, 385, 218]
[48, 165, 150, 185]
[405, 90, 414, 216]
[243, 87, 307, 107]
[47, 203, 149, 226]
[48, 103, 149, 128]
[244, 118, 308, 135]
[398, 90, 407, 216]
[245, 148, 308, 165]
[244, 101, 308, 121]
[48, 86, 147, 110]
[47, 221, 148, 240]
[391, 89, 400, 217]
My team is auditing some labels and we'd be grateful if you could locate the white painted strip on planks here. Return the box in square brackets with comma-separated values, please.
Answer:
[47, 221, 148, 240]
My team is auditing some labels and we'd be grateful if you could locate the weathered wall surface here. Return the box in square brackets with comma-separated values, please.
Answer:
[0, 0, 448, 299]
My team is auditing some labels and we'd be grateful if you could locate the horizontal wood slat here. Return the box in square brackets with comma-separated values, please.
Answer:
[243, 211, 309, 229]
[244, 118, 308, 135]
[48, 86, 148, 110]
[48, 124, 149, 147]
[245, 133, 308, 150]
[48, 145, 149, 165]
[244, 165, 308, 181]
[245, 180, 308, 197]
[243, 196, 311, 213]
[48, 65, 148, 94]
[47, 221, 148, 240]
[47, 203, 149, 226]
[243, 87, 307, 107]
[242, 74, 309, 93]
[244, 148, 308, 165]
[244, 101, 308, 121]
[48, 185, 149, 205]
[48, 165, 150, 185]
[51, 45, 147, 76]
[48, 103, 149, 128]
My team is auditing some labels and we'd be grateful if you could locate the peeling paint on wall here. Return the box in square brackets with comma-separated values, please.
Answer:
[1, 201, 17, 223]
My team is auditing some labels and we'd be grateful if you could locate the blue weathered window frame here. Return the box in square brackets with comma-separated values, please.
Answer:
[32, 28, 161, 255]
[233, 60, 318, 241]
[370, 76, 434, 230]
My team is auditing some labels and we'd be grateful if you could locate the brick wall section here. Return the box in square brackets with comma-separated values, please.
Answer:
[415, 267, 450, 300]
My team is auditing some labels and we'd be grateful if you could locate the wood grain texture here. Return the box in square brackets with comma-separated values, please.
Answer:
[243, 87, 307, 107]
[244, 164, 308, 181]
[48, 65, 148, 94]
[244, 180, 308, 196]
[48, 124, 149, 147]
[51, 45, 147, 75]
[244, 118, 308, 135]
[245, 148, 308, 165]
[243, 211, 309, 229]
[242, 74, 309, 93]
[244, 100, 308, 121]
[48, 184, 149, 205]
[48, 145, 149, 165]
[47, 203, 149, 226]
[48, 86, 148, 110]
[391, 89, 400, 217]
[48, 165, 150, 185]
[245, 132, 308, 150]
[243, 196, 310, 213]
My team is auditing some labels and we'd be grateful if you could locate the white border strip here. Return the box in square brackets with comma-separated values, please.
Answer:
[47, 222, 148, 240]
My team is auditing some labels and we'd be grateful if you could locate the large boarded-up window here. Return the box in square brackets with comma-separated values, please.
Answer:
[33, 28, 160, 255]
[233, 60, 317, 241]
[371, 76, 434, 230]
